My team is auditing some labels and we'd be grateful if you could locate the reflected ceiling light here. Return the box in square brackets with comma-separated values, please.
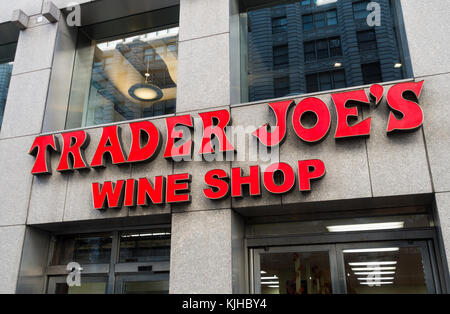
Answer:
[260, 271, 267, 274]
[316, 0, 338, 6]
[357, 277, 394, 280]
[261, 276, 278, 280]
[349, 261, 397, 266]
[354, 271, 396, 275]
[394, 63, 403, 68]
[326, 222, 404, 232]
[343, 247, 399, 253]
[360, 282, 394, 285]
[261, 281, 279, 285]
[128, 60, 163, 102]
[352, 267, 396, 271]
[268, 285, 279, 288]
[334, 62, 342, 67]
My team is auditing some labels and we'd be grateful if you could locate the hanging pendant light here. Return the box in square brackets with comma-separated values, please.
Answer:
[128, 55, 163, 102]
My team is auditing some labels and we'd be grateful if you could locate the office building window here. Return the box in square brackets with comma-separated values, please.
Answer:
[273, 45, 289, 68]
[303, 9, 337, 30]
[274, 76, 290, 98]
[306, 70, 346, 93]
[361, 62, 382, 84]
[272, 16, 288, 33]
[242, 0, 409, 102]
[0, 62, 13, 129]
[353, 1, 370, 20]
[357, 30, 377, 52]
[304, 37, 342, 62]
[66, 26, 179, 129]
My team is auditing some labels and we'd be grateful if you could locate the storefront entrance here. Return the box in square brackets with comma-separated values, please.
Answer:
[251, 240, 440, 294]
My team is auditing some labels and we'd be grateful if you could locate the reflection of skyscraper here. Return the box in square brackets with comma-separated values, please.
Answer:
[0, 62, 13, 128]
[246, 0, 404, 102]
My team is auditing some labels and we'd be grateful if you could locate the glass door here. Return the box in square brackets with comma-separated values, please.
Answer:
[252, 245, 339, 294]
[114, 273, 169, 294]
[252, 241, 439, 294]
[336, 241, 437, 294]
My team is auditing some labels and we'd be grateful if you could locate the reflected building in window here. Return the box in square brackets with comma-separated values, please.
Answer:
[0, 62, 13, 128]
[245, 0, 406, 102]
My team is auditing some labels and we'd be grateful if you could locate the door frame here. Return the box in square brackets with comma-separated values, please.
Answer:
[248, 228, 446, 294]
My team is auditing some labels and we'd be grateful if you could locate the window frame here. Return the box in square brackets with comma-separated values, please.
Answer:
[305, 69, 346, 93]
[304, 37, 343, 62]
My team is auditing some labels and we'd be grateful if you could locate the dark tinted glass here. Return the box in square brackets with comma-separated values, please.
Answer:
[119, 229, 171, 263]
[243, 0, 408, 102]
[0, 62, 13, 129]
[52, 233, 113, 265]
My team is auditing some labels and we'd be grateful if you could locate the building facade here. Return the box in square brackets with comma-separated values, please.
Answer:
[0, 0, 449, 294]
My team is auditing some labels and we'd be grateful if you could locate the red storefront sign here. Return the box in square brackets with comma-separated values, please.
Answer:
[27, 82, 425, 210]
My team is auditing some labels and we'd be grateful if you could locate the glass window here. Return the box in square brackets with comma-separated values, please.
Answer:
[353, 1, 370, 20]
[272, 16, 288, 33]
[0, 62, 13, 129]
[51, 233, 113, 265]
[260, 251, 333, 294]
[242, 0, 408, 102]
[66, 26, 179, 129]
[344, 246, 428, 294]
[273, 45, 289, 68]
[357, 29, 378, 52]
[362, 62, 382, 84]
[119, 229, 171, 263]
[305, 70, 346, 93]
[274, 76, 290, 98]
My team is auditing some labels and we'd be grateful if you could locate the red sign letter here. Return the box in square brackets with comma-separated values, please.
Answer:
[57, 131, 90, 172]
[28, 135, 59, 175]
[263, 162, 295, 194]
[124, 179, 137, 207]
[91, 125, 127, 167]
[199, 110, 235, 155]
[298, 159, 326, 192]
[164, 115, 193, 160]
[137, 176, 166, 205]
[231, 166, 261, 197]
[166, 173, 191, 204]
[203, 169, 230, 200]
[128, 121, 161, 163]
[253, 100, 293, 147]
[92, 180, 125, 209]
[386, 81, 424, 134]
[292, 97, 331, 143]
[332, 90, 371, 139]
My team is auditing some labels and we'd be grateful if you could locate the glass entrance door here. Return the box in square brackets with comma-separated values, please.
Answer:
[252, 245, 338, 294]
[336, 241, 436, 294]
[114, 273, 169, 294]
[252, 241, 439, 294]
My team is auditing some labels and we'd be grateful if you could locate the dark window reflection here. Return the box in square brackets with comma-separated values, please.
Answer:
[119, 229, 171, 263]
[243, 0, 407, 102]
[52, 233, 113, 265]
[0, 62, 13, 129]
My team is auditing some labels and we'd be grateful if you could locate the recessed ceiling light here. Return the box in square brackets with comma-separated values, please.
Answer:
[327, 222, 404, 232]
[268, 285, 279, 288]
[352, 267, 396, 271]
[354, 271, 396, 275]
[261, 281, 279, 285]
[394, 63, 402, 68]
[360, 281, 394, 285]
[260, 271, 267, 274]
[261, 276, 278, 280]
[343, 247, 399, 253]
[334, 62, 342, 67]
[349, 261, 397, 266]
[357, 277, 394, 280]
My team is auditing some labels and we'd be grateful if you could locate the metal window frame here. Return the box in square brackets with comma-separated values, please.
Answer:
[248, 228, 448, 294]
[44, 225, 171, 294]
